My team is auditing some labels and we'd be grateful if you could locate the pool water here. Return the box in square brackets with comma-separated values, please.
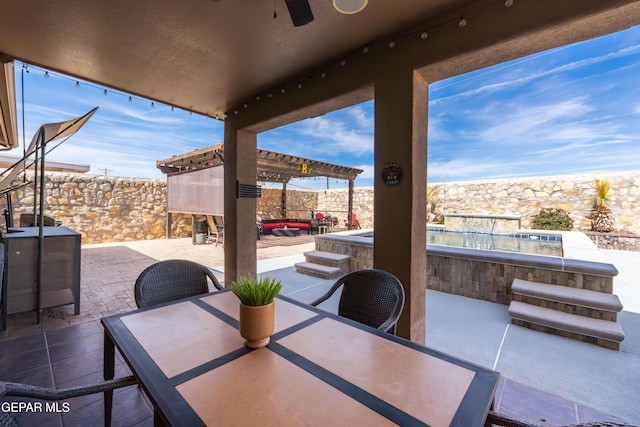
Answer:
[359, 230, 563, 257]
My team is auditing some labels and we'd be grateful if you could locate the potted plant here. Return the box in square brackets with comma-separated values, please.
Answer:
[230, 276, 282, 348]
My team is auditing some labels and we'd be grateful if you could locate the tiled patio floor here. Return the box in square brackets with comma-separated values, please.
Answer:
[1, 235, 638, 426]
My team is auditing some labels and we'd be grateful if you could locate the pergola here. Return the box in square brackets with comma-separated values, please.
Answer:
[156, 142, 363, 225]
[1, 1, 639, 342]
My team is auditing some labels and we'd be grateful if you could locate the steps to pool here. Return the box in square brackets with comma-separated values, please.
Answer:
[294, 251, 350, 279]
[509, 278, 625, 350]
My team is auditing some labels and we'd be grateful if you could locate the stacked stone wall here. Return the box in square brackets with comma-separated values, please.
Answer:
[257, 187, 317, 220]
[2, 170, 638, 245]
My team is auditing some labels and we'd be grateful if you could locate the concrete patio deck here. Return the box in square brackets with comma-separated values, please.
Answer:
[0, 235, 638, 426]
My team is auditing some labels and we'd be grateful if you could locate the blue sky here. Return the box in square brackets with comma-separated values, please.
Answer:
[12, 24, 640, 190]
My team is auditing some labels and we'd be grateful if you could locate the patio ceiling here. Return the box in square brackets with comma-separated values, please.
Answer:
[1, 0, 639, 134]
[156, 142, 363, 183]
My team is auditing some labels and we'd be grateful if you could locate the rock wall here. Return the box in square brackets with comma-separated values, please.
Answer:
[319, 171, 640, 235]
[2, 170, 638, 244]
[1, 172, 193, 244]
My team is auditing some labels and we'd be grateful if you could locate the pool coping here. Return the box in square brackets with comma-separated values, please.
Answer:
[315, 228, 618, 279]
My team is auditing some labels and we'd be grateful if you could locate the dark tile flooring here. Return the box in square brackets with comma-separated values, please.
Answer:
[1, 320, 631, 426]
[1, 321, 153, 427]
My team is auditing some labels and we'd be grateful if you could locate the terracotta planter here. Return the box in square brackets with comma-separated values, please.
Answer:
[239, 302, 275, 348]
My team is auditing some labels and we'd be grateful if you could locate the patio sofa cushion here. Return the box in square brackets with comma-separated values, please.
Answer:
[261, 218, 314, 234]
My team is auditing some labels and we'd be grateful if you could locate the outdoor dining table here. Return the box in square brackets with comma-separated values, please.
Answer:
[101, 289, 499, 426]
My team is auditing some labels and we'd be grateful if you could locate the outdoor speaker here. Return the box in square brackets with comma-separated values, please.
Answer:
[285, 0, 314, 27]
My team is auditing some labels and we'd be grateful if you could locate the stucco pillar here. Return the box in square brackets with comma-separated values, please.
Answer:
[374, 69, 428, 344]
[223, 123, 258, 284]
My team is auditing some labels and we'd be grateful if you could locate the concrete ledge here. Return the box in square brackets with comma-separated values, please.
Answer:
[509, 301, 625, 344]
[294, 262, 342, 279]
[303, 251, 350, 263]
[512, 279, 623, 312]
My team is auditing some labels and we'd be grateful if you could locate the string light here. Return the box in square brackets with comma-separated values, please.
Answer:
[25, 0, 514, 119]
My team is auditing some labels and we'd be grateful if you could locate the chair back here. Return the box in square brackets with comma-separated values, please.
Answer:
[311, 269, 405, 334]
[315, 212, 325, 221]
[134, 259, 223, 308]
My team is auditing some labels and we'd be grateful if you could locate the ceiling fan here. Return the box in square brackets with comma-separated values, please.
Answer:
[284, 0, 368, 27]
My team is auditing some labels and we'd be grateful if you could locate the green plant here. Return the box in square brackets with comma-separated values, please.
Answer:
[590, 179, 614, 232]
[531, 208, 574, 231]
[230, 276, 282, 306]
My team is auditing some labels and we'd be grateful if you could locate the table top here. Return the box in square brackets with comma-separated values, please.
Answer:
[102, 290, 499, 427]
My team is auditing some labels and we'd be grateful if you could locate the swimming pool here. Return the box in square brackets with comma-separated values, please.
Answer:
[313, 228, 617, 305]
[357, 230, 563, 257]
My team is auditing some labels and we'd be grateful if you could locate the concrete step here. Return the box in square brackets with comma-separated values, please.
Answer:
[294, 262, 343, 279]
[509, 301, 625, 350]
[303, 251, 350, 274]
[512, 279, 623, 312]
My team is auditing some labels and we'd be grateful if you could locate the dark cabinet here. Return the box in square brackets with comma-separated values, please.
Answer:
[1, 226, 81, 330]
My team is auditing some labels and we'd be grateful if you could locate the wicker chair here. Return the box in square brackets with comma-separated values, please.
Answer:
[0, 376, 137, 426]
[310, 269, 405, 334]
[134, 259, 224, 308]
[485, 410, 636, 427]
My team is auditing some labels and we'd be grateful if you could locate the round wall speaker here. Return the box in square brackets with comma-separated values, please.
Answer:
[332, 0, 368, 15]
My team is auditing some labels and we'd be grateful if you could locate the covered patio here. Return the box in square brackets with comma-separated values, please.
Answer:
[1, 1, 640, 425]
[2, 0, 640, 341]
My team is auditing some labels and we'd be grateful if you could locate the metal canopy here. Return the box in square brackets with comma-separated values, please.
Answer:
[156, 143, 363, 184]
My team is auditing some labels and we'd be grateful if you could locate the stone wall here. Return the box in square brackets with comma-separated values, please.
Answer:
[257, 187, 317, 220]
[317, 188, 374, 228]
[430, 171, 640, 234]
[1, 172, 193, 244]
[2, 170, 638, 245]
[319, 171, 640, 235]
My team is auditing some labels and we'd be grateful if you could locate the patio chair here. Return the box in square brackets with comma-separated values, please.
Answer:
[0, 376, 137, 427]
[310, 269, 405, 334]
[134, 259, 224, 308]
[206, 215, 224, 247]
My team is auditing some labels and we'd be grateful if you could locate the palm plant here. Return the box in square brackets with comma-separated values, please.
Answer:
[590, 179, 614, 232]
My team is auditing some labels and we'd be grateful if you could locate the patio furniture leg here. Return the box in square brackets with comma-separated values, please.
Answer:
[104, 333, 115, 426]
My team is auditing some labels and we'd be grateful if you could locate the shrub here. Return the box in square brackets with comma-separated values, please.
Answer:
[531, 208, 574, 231]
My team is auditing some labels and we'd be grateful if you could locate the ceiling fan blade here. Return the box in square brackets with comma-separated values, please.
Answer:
[285, 0, 314, 26]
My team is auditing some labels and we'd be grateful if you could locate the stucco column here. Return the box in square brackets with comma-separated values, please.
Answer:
[374, 69, 428, 344]
[223, 122, 258, 284]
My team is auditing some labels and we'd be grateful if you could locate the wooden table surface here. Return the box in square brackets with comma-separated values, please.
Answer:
[102, 290, 499, 426]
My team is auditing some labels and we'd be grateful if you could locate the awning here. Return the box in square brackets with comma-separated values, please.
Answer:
[0, 54, 18, 150]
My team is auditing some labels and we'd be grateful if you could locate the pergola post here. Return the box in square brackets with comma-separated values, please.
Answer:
[281, 182, 287, 218]
[348, 179, 354, 230]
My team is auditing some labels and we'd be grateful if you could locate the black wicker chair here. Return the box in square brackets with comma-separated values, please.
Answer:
[134, 259, 224, 308]
[0, 376, 137, 426]
[310, 269, 405, 334]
